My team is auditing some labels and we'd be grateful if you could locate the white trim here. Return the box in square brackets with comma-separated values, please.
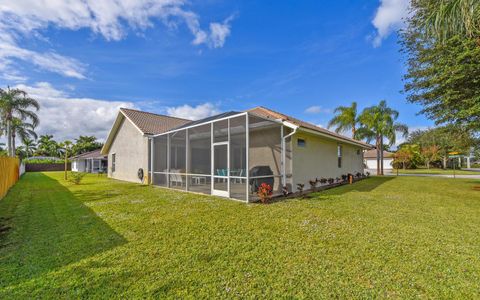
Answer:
[245, 113, 250, 203]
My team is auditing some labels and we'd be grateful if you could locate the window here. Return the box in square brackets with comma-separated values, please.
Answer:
[337, 145, 342, 168]
[297, 138, 306, 148]
[111, 153, 116, 172]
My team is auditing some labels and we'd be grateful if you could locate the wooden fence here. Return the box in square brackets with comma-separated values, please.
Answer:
[0, 157, 20, 200]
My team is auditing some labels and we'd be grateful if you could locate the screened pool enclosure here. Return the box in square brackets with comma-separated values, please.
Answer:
[150, 112, 293, 202]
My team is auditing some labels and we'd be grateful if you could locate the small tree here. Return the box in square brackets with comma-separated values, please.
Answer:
[60, 140, 73, 180]
[421, 145, 440, 169]
[393, 147, 413, 171]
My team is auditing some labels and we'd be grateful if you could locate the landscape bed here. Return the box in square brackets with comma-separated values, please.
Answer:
[1, 172, 480, 298]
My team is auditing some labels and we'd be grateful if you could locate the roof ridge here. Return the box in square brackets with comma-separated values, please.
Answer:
[120, 107, 191, 122]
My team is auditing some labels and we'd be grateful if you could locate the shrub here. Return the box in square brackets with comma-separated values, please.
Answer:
[309, 179, 318, 192]
[355, 172, 362, 178]
[257, 183, 273, 204]
[282, 186, 289, 196]
[297, 183, 304, 195]
[319, 178, 327, 185]
[341, 174, 348, 181]
[327, 178, 334, 185]
[335, 177, 341, 183]
[69, 172, 86, 185]
[366, 172, 370, 177]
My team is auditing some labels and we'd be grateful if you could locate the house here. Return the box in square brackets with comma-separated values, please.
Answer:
[72, 149, 107, 173]
[101, 108, 190, 183]
[148, 106, 373, 202]
[363, 149, 394, 171]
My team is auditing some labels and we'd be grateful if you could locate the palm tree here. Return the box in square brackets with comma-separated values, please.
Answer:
[327, 102, 359, 137]
[36, 134, 61, 157]
[21, 137, 37, 159]
[357, 100, 408, 175]
[0, 87, 40, 157]
[422, 0, 480, 42]
[10, 117, 37, 157]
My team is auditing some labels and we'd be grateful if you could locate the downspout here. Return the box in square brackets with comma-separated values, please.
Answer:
[281, 123, 298, 190]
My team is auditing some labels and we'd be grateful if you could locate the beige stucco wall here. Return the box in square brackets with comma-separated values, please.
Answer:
[107, 117, 149, 183]
[291, 131, 364, 187]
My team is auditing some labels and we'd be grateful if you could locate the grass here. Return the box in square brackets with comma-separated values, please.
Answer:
[395, 168, 479, 175]
[1, 172, 480, 298]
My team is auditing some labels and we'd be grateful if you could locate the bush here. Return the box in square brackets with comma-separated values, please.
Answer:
[341, 174, 348, 181]
[327, 178, 334, 185]
[296, 183, 305, 195]
[257, 183, 273, 204]
[309, 179, 318, 191]
[319, 178, 327, 185]
[69, 172, 86, 185]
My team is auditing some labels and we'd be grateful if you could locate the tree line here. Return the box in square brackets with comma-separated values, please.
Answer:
[0, 86, 103, 160]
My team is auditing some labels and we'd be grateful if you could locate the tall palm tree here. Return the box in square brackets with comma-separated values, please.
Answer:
[21, 137, 37, 159]
[0, 87, 39, 157]
[327, 102, 359, 137]
[357, 100, 408, 175]
[422, 0, 480, 42]
[10, 117, 37, 157]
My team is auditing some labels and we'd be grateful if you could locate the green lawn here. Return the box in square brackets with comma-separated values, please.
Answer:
[395, 168, 479, 175]
[1, 172, 480, 298]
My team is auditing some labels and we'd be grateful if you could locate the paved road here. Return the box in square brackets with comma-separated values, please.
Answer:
[385, 173, 480, 179]
[365, 169, 480, 179]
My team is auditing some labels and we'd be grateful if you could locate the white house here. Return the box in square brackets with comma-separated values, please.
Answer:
[364, 149, 394, 170]
[72, 149, 108, 174]
[102, 106, 374, 202]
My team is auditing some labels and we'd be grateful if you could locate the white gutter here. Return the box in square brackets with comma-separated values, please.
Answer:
[281, 122, 298, 189]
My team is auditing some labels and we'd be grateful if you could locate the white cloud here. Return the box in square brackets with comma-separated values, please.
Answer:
[305, 105, 331, 114]
[166, 103, 221, 120]
[0, 0, 234, 80]
[372, 0, 411, 47]
[208, 15, 235, 48]
[13, 82, 136, 142]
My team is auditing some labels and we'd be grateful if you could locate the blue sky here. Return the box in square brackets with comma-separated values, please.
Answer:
[0, 0, 428, 142]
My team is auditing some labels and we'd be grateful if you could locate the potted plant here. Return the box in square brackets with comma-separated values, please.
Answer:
[257, 183, 273, 204]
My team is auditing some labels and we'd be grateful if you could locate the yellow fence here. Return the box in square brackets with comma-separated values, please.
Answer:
[0, 157, 20, 199]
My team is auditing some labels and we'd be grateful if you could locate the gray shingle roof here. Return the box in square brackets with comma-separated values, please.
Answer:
[73, 149, 106, 159]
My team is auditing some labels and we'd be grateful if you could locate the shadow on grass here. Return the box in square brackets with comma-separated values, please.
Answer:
[0, 173, 127, 288]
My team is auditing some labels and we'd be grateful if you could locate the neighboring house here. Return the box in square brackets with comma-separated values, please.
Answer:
[101, 108, 190, 183]
[364, 149, 394, 170]
[147, 106, 372, 202]
[72, 149, 108, 173]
